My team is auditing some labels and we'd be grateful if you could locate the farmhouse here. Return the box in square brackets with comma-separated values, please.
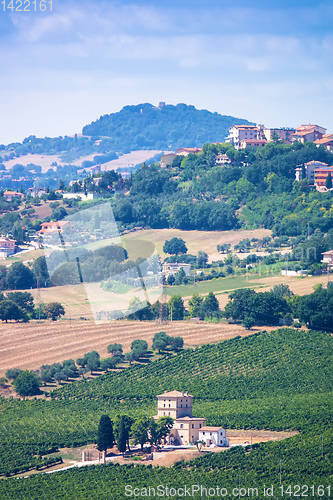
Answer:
[27, 187, 47, 198]
[321, 250, 333, 270]
[160, 153, 177, 167]
[176, 147, 202, 156]
[3, 190, 24, 201]
[0, 236, 16, 258]
[38, 221, 73, 235]
[162, 263, 191, 277]
[156, 390, 228, 447]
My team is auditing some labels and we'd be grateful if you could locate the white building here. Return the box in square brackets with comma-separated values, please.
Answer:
[27, 187, 47, 198]
[62, 192, 102, 201]
[215, 154, 231, 165]
[295, 161, 329, 182]
[225, 124, 264, 150]
[162, 263, 191, 276]
[0, 237, 16, 258]
[321, 250, 333, 270]
[199, 426, 229, 447]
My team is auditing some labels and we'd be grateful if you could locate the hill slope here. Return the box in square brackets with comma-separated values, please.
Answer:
[82, 103, 253, 151]
[0, 328, 332, 478]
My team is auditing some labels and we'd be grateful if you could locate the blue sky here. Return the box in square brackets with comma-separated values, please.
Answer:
[1, 0, 333, 144]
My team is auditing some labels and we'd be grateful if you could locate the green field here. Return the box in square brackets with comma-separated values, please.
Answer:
[165, 275, 264, 297]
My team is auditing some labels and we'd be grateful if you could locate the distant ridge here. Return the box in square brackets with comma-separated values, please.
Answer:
[82, 102, 254, 152]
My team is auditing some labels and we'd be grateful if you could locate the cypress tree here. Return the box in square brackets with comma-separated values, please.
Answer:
[97, 415, 114, 452]
[117, 415, 127, 454]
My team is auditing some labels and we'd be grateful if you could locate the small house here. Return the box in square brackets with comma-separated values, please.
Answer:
[198, 426, 229, 447]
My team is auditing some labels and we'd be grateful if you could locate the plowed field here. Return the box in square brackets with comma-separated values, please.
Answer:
[0, 320, 279, 376]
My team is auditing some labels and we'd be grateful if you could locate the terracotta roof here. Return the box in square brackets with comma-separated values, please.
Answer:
[41, 221, 70, 227]
[322, 250, 333, 255]
[296, 124, 318, 131]
[293, 129, 316, 136]
[3, 190, 23, 196]
[314, 136, 333, 145]
[199, 426, 224, 431]
[157, 391, 193, 398]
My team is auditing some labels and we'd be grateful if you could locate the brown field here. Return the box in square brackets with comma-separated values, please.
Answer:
[0, 319, 280, 376]
[122, 227, 272, 260]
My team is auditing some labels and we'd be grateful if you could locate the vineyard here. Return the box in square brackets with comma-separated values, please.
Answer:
[1, 430, 332, 500]
[0, 328, 332, 486]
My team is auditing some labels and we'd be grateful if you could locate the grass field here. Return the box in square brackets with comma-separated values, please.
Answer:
[165, 272, 328, 309]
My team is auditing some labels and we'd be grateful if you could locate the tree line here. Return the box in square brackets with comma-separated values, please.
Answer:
[223, 282, 333, 331]
[0, 291, 64, 323]
[97, 413, 174, 455]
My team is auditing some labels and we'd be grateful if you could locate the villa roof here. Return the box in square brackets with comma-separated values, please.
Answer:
[314, 135, 333, 145]
[293, 129, 316, 136]
[157, 391, 193, 398]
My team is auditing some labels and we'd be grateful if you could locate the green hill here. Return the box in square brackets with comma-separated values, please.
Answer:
[82, 103, 253, 151]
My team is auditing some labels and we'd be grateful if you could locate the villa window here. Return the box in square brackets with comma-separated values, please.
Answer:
[180, 424, 183, 429]
[192, 425, 194, 429]
[202, 432, 205, 435]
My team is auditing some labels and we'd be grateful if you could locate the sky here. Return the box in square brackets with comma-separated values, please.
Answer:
[1, 0, 333, 145]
